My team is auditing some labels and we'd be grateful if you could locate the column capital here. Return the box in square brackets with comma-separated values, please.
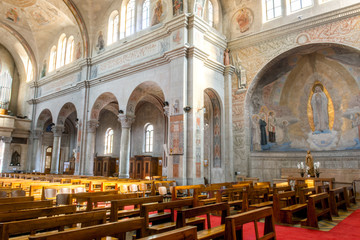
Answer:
[51, 125, 64, 137]
[224, 65, 235, 76]
[118, 114, 135, 128]
[86, 120, 99, 133]
[163, 106, 170, 117]
[32, 129, 43, 139]
[1, 137, 12, 143]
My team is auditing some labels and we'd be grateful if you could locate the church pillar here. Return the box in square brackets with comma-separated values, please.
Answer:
[50, 125, 63, 174]
[224, 66, 235, 182]
[31, 129, 43, 172]
[83, 120, 98, 175]
[118, 114, 135, 178]
[1, 137, 12, 173]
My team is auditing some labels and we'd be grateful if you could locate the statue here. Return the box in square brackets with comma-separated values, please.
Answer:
[305, 150, 315, 177]
[10, 151, 21, 166]
[224, 48, 230, 66]
[311, 84, 329, 133]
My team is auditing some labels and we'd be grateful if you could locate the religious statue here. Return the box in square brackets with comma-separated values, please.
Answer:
[259, 113, 267, 146]
[224, 48, 230, 66]
[305, 150, 315, 177]
[151, 0, 163, 26]
[311, 84, 329, 133]
[10, 151, 20, 166]
[268, 111, 276, 143]
[96, 31, 105, 52]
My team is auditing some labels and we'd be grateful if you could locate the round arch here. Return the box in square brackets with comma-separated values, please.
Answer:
[90, 92, 119, 121]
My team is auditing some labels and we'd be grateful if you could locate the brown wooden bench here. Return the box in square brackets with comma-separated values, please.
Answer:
[137, 226, 198, 240]
[329, 187, 347, 216]
[0, 196, 34, 204]
[83, 193, 138, 211]
[224, 206, 276, 240]
[249, 188, 273, 209]
[273, 190, 307, 224]
[299, 187, 316, 204]
[27, 217, 146, 240]
[0, 205, 76, 222]
[0, 210, 106, 240]
[176, 203, 230, 240]
[317, 184, 330, 193]
[344, 185, 356, 207]
[0, 200, 52, 213]
[216, 186, 249, 212]
[141, 199, 205, 235]
[273, 185, 291, 195]
[300, 192, 332, 228]
[110, 195, 164, 221]
[171, 185, 204, 201]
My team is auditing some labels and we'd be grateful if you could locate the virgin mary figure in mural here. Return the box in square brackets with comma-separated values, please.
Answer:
[311, 85, 329, 133]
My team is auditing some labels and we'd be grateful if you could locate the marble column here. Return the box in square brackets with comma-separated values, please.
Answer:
[118, 114, 135, 178]
[1, 137, 12, 173]
[224, 65, 235, 182]
[83, 120, 98, 175]
[31, 129, 43, 172]
[50, 125, 64, 174]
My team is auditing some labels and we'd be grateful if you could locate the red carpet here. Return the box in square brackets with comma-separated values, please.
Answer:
[207, 209, 360, 240]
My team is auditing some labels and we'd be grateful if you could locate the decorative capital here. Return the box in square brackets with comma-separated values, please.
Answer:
[32, 129, 43, 139]
[1, 137, 12, 143]
[51, 125, 64, 137]
[163, 106, 170, 117]
[224, 65, 235, 76]
[118, 114, 135, 128]
[87, 120, 99, 133]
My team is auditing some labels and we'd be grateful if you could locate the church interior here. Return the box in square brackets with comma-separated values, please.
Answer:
[0, 0, 359, 239]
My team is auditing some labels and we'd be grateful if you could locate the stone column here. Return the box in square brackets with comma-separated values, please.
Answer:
[31, 130, 43, 172]
[50, 125, 64, 174]
[118, 114, 135, 178]
[83, 120, 98, 175]
[224, 65, 235, 182]
[1, 137, 12, 173]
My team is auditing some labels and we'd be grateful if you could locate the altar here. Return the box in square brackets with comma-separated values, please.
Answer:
[287, 177, 335, 189]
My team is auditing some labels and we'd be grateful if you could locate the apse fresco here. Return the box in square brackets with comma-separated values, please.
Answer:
[250, 47, 360, 152]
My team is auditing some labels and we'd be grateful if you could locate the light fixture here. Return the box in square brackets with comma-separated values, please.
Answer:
[183, 106, 191, 113]
[164, 101, 169, 106]
[118, 110, 124, 114]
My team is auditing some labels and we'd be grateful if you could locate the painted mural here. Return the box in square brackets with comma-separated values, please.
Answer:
[172, 0, 183, 16]
[151, 0, 164, 26]
[170, 115, 184, 155]
[250, 47, 360, 152]
[235, 8, 253, 33]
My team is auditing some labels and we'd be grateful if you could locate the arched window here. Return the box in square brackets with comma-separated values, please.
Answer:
[207, 1, 214, 27]
[65, 36, 74, 64]
[107, 11, 119, 45]
[48, 46, 57, 72]
[145, 124, 153, 153]
[265, 0, 282, 20]
[142, 0, 150, 29]
[289, 0, 313, 12]
[0, 71, 12, 110]
[56, 34, 67, 69]
[105, 128, 114, 154]
[126, 0, 136, 36]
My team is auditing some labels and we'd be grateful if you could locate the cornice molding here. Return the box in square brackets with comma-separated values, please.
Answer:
[228, 4, 360, 50]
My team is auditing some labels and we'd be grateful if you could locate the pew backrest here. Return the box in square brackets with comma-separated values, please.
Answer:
[136, 226, 198, 240]
[0, 200, 52, 213]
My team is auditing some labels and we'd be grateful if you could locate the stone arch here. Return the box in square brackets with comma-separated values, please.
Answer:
[126, 81, 165, 115]
[36, 109, 53, 130]
[90, 92, 119, 121]
[57, 102, 77, 125]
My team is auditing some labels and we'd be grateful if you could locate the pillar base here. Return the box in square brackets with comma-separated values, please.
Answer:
[119, 173, 130, 178]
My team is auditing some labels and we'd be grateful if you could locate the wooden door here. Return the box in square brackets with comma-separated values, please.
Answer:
[135, 160, 142, 179]
[44, 147, 52, 174]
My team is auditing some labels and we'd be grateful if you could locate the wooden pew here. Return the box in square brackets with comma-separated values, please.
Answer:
[171, 185, 204, 201]
[329, 187, 347, 216]
[0, 205, 76, 222]
[224, 206, 276, 240]
[176, 203, 230, 240]
[344, 185, 356, 207]
[300, 192, 332, 228]
[0, 196, 34, 204]
[68, 190, 121, 209]
[0, 210, 106, 240]
[299, 187, 316, 204]
[249, 188, 273, 209]
[137, 226, 198, 240]
[216, 186, 249, 212]
[27, 217, 146, 240]
[84, 193, 138, 211]
[110, 195, 164, 221]
[141, 199, 205, 235]
[273, 191, 307, 224]
[0, 200, 52, 213]
[273, 185, 291, 194]
[317, 184, 330, 194]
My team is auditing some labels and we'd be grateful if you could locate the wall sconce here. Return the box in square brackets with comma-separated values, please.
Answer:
[183, 106, 191, 113]
[118, 110, 124, 114]
[75, 118, 79, 123]
[163, 101, 169, 107]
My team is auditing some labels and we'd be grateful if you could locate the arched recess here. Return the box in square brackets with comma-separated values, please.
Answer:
[126, 81, 166, 178]
[244, 43, 360, 154]
[90, 92, 119, 121]
[203, 88, 222, 183]
[36, 109, 53, 130]
[35, 109, 53, 173]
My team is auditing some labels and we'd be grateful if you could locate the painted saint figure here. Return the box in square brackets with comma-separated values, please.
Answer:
[268, 111, 276, 143]
[152, 0, 163, 26]
[259, 113, 267, 146]
[173, 0, 183, 16]
[305, 150, 315, 177]
[311, 85, 329, 133]
[41, 60, 46, 78]
[96, 31, 105, 52]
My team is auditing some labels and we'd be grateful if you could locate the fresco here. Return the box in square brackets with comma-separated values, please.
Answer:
[235, 8, 253, 33]
[250, 47, 360, 152]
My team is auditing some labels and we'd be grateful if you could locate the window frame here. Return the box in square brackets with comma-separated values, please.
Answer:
[142, 0, 150, 30]
[104, 128, 114, 154]
[107, 11, 120, 45]
[144, 124, 154, 153]
[125, 0, 136, 37]
[265, 0, 282, 20]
